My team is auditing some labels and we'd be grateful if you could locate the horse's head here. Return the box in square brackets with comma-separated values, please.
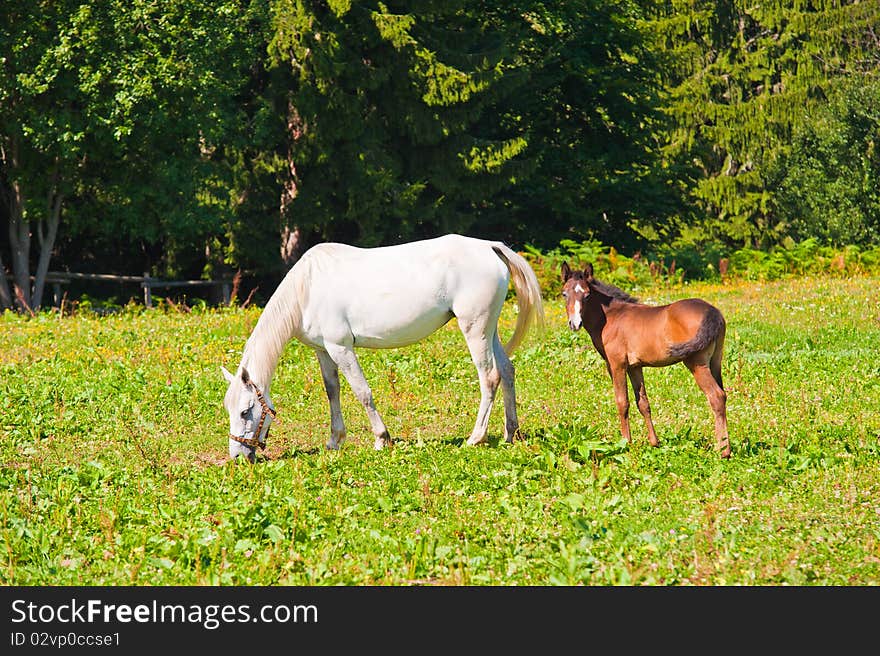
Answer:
[221, 365, 276, 462]
[560, 261, 595, 331]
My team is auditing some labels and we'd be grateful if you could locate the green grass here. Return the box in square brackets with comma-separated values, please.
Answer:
[2, 275, 880, 585]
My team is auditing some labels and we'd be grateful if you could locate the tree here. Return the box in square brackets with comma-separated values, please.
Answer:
[268, 0, 539, 248]
[645, 0, 880, 249]
[768, 78, 880, 245]
[0, 0, 268, 310]
[491, 0, 670, 251]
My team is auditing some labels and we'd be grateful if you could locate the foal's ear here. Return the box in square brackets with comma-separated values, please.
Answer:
[561, 261, 572, 281]
[221, 366, 235, 385]
[583, 262, 594, 279]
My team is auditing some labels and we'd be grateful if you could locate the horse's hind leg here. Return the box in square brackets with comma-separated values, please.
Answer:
[627, 366, 659, 447]
[459, 319, 502, 446]
[323, 342, 391, 450]
[685, 358, 730, 458]
[315, 350, 347, 450]
[493, 333, 519, 442]
[710, 333, 725, 389]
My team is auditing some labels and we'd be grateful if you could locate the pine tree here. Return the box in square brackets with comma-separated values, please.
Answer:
[646, 0, 880, 248]
[268, 0, 536, 247]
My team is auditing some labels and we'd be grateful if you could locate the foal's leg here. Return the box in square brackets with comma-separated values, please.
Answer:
[627, 366, 659, 447]
[323, 342, 391, 450]
[493, 333, 519, 442]
[459, 319, 501, 446]
[608, 363, 632, 442]
[315, 350, 347, 450]
[685, 359, 730, 458]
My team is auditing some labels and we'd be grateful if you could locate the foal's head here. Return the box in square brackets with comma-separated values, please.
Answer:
[560, 261, 595, 331]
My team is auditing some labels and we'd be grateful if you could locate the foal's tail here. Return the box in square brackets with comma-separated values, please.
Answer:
[491, 243, 546, 355]
[669, 303, 726, 387]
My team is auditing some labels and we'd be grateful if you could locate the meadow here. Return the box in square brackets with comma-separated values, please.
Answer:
[2, 273, 879, 585]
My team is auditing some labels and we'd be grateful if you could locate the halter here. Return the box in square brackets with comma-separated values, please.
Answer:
[229, 383, 277, 450]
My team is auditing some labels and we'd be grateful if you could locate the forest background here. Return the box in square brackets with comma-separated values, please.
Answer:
[3, 0, 879, 311]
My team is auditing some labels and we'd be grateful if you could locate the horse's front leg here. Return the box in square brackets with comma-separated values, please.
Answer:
[324, 343, 391, 449]
[627, 366, 659, 447]
[315, 350, 347, 450]
[608, 364, 632, 442]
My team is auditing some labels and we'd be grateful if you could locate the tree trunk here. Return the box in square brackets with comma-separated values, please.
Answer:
[0, 251, 12, 310]
[33, 188, 63, 311]
[280, 224, 301, 270]
[7, 179, 31, 312]
[1, 135, 32, 312]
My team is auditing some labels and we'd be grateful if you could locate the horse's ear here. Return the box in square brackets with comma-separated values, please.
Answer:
[240, 367, 251, 385]
[221, 366, 235, 385]
[583, 262, 594, 279]
[561, 261, 572, 281]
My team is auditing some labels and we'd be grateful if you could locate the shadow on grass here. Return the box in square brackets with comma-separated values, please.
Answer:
[438, 434, 519, 448]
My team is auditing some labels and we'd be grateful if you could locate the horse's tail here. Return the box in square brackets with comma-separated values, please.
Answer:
[668, 303, 726, 365]
[491, 242, 546, 355]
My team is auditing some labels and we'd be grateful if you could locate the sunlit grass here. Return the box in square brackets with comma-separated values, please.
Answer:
[2, 274, 879, 585]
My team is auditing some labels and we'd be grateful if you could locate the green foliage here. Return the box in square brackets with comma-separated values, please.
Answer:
[523, 237, 880, 293]
[1, 0, 274, 282]
[2, 275, 879, 584]
[267, 0, 533, 246]
[523, 238, 684, 298]
[645, 0, 880, 248]
[768, 78, 880, 246]
[5, 0, 880, 304]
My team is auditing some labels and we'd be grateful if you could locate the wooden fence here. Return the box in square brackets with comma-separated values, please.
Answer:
[7, 272, 232, 308]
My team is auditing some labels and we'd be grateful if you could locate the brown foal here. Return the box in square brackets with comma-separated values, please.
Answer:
[561, 262, 730, 458]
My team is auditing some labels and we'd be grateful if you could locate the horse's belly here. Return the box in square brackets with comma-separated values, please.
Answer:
[349, 307, 454, 348]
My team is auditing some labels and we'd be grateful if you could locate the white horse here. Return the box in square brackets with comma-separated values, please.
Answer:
[221, 233, 545, 461]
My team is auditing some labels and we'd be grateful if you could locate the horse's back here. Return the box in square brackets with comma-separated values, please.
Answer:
[668, 298, 725, 332]
[293, 235, 511, 348]
[604, 297, 724, 366]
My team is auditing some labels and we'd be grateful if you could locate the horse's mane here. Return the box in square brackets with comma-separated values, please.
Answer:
[589, 277, 640, 304]
[240, 256, 310, 382]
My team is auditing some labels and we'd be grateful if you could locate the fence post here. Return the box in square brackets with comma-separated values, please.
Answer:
[221, 282, 231, 305]
[52, 283, 62, 308]
[143, 273, 153, 308]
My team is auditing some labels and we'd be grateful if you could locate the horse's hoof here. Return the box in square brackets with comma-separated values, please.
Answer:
[466, 436, 488, 446]
[505, 427, 523, 443]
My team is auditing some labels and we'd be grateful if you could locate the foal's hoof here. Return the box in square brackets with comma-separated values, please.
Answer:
[374, 433, 392, 450]
[466, 435, 489, 446]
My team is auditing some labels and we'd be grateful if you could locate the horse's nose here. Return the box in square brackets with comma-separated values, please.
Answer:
[229, 439, 256, 463]
[568, 316, 581, 331]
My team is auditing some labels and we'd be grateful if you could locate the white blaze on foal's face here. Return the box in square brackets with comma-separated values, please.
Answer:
[561, 277, 589, 331]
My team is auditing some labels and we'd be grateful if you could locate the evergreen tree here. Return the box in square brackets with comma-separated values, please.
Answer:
[494, 0, 670, 251]
[645, 0, 880, 249]
[268, 1, 526, 247]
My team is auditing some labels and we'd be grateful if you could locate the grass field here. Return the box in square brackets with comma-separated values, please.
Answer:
[2, 274, 880, 585]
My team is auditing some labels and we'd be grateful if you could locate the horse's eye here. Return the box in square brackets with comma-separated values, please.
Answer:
[562, 291, 568, 299]
[240, 408, 250, 419]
